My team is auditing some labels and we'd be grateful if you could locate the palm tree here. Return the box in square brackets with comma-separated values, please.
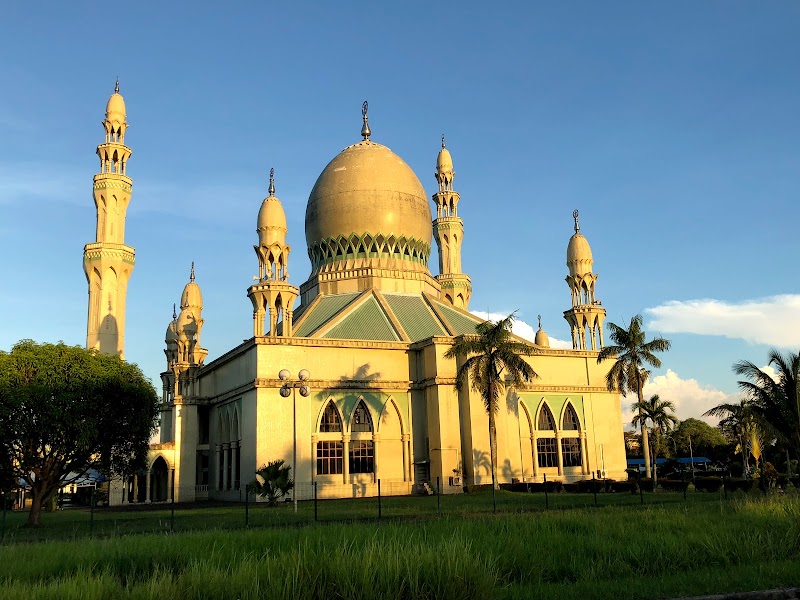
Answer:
[732, 350, 799, 476]
[597, 314, 671, 479]
[631, 394, 677, 483]
[445, 313, 537, 490]
[247, 460, 293, 506]
[704, 399, 762, 478]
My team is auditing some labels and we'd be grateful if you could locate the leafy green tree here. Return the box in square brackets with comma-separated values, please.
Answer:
[704, 400, 763, 477]
[631, 394, 677, 482]
[247, 460, 294, 506]
[733, 350, 799, 476]
[597, 315, 671, 479]
[445, 314, 537, 489]
[671, 418, 728, 461]
[0, 340, 159, 526]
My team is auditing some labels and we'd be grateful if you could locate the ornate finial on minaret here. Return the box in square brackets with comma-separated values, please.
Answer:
[573, 209, 580, 233]
[190, 261, 195, 282]
[115, 78, 119, 94]
[441, 134, 446, 149]
[538, 314, 542, 329]
[173, 303, 177, 320]
[361, 101, 371, 140]
[268, 167, 275, 196]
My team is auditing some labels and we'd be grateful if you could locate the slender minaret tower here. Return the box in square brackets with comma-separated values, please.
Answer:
[432, 136, 471, 308]
[83, 81, 135, 357]
[563, 210, 606, 350]
[248, 169, 299, 337]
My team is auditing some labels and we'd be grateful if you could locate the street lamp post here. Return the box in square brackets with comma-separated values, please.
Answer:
[279, 368, 310, 514]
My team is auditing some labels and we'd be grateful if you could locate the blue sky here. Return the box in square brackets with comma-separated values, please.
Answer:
[1, 2, 798, 423]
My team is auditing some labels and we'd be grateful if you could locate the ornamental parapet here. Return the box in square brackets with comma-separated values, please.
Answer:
[83, 242, 135, 264]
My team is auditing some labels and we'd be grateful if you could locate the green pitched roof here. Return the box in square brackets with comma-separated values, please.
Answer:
[433, 300, 482, 335]
[384, 293, 445, 341]
[322, 296, 400, 341]
[293, 292, 361, 337]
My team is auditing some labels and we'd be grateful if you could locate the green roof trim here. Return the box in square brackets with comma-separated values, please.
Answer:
[434, 301, 483, 335]
[294, 292, 361, 337]
[384, 293, 445, 341]
[322, 296, 399, 341]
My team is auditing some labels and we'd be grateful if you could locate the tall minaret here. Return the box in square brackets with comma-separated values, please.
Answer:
[563, 210, 606, 350]
[432, 136, 471, 308]
[248, 169, 299, 337]
[83, 81, 135, 357]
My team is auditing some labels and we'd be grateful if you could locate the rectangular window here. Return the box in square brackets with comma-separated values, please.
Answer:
[349, 440, 374, 474]
[537, 438, 558, 468]
[317, 441, 343, 475]
[561, 437, 583, 467]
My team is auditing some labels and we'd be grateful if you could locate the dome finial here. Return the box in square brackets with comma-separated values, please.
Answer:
[361, 101, 371, 140]
[115, 77, 119, 94]
[441, 134, 446, 149]
[269, 167, 275, 196]
[173, 303, 177, 320]
[538, 314, 542, 329]
[190, 261, 195, 282]
[573, 209, 580, 233]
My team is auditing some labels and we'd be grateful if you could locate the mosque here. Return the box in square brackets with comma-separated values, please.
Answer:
[84, 88, 626, 504]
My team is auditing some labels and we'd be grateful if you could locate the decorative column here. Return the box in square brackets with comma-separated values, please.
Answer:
[405, 435, 413, 481]
[555, 434, 564, 476]
[581, 432, 590, 476]
[222, 443, 230, 491]
[132, 475, 139, 503]
[531, 435, 539, 478]
[216, 444, 223, 490]
[231, 441, 240, 490]
[144, 471, 151, 503]
[401, 434, 410, 482]
[342, 434, 350, 485]
[169, 469, 175, 501]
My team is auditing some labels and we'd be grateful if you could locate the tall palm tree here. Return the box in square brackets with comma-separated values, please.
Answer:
[732, 350, 799, 476]
[631, 394, 677, 483]
[445, 313, 537, 490]
[597, 314, 671, 479]
[704, 399, 762, 478]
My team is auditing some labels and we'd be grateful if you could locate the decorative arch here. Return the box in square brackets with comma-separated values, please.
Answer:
[519, 401, 533, 436]
[318, 400, 343, 433]
[378, 397, 404, 436]
[350, 398, 374, 433]
[537, 402, 556, 431]
[560, 401, 581, 431]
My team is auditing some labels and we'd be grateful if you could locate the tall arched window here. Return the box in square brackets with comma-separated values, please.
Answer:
[561, 403, 583, 467]
[317, 401, 343, 475]
[349, 400, 374, 474]
[536, 404, 558, 468]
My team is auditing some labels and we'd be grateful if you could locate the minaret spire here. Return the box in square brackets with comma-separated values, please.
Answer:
[83, 84, 135, 358]
[432, 136, 471, 309]
[563, 211, 605, 350]
[190, 261, 195, 282]
[361, 101, 371, 140]
[573, 209, 580, 233]
[268, 167, 275, 196]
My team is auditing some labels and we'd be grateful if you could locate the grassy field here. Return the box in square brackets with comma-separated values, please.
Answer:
[1, 491, 799, 599]
[2, 486, 748, 544]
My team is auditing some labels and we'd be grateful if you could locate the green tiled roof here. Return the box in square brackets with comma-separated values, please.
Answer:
[294, 293, 361, 337]
[434, 301, 482, 335]
[384, 293, 445, 341]
[322, 296, 400, 341]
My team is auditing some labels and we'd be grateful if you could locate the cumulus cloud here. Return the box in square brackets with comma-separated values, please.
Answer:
[470, 311, 572, 349]
[620, 369, 735, 429]
[644, 295, 800, 348]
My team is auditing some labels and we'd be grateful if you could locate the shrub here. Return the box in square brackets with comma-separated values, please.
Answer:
[693, 477, 723, 493]
[611, 480, 635, 493]
[659, 479, 689, 493]
[638, 477, 655, 492]
[724, 477, 755, 493]
[790, 475, 800, 489]
[776, 475, 790, 490]
[527, 480, 562, 493]
[463, 484, 494, 494]
[562, 483, 579, 493]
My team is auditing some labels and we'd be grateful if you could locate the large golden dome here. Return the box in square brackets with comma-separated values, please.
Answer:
[305, 140, 432, 264]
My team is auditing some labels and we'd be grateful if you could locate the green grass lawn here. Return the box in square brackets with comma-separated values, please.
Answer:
[1, 491, 799, 599]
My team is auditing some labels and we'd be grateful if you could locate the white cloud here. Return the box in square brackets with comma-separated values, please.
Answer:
[470, 311, 572, 349]
[620, 369, 735, 429]
[644, 295, 800, 348]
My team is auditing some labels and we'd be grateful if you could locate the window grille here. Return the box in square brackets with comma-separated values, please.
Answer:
[320, 402, 342, 432]
[537, 438, 558, 468]
[349, 440, 374, 474]
[316, 441, 343, 475]
[561, 437, 583, 467]
[538, 405, 556, 430]
[562, 404, 580, 431]
[351, 401, 373, 432]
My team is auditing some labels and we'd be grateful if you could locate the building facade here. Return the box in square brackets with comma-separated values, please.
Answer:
[107, 98, 626, 504]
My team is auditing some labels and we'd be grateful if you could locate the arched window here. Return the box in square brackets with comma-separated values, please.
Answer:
[320, 402, 342, 432]
[561, 438, 582, 467]
[537, 405, 556, 430]
[562, 404, 581, 431]
[351, 401, 373, 433]
[537, 439, 558, 468]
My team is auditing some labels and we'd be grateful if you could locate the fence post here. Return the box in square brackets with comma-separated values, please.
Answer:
[170, 473, 175, 533]
[90, 487, 95, 535]
[638, 471, 644, 505]
[436, 477, 441, 516]
[593, 472, 598, 507]
[377, 479, 382, 520]
[244, 488, 249, 529]
[543, 473, 549, 510]
[314, 481, 318, 522]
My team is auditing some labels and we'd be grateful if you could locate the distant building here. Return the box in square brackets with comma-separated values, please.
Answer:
[84, 89, 627, 504]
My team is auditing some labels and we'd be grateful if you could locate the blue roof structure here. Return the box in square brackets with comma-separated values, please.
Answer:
[627, 457, 710, 467]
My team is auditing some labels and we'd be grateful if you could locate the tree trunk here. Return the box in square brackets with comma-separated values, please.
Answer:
[488, 403, 499, 491]
[786, 448, 792, 478]
[652, 430, 658, 485]
[637, 387, 652, 479]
